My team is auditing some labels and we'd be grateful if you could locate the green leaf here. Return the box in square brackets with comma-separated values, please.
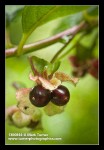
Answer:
[17, 5, 90, 55]
[31, 56, 60, 76]
[51, 61, 61, 74]
[45, 61, 61, 76]
[22, 6, 90, 34]
[31, 56, 49, 74]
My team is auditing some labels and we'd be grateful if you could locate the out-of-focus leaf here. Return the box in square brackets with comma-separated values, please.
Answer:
[53, 12, 83, 34]
[76, 27, 98, 60]
[83, 12, 98, 26]
[5, 5, 24, 27]
[5, 105, 18, 120]
[44, 102, 64, 116]
[12, 110, 31, 128]
[87, 6, 98, 16]
[76, 43, 90, 61]
[52, 6, 98, 35]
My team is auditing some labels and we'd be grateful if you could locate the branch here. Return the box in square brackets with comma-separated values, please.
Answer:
[5, 21, 87, 58]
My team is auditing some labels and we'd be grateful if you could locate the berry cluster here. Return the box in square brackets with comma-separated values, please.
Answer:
[29, 85, 70, 107]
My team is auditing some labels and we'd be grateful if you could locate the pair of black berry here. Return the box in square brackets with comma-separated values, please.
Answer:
[29, 84, 70, 107]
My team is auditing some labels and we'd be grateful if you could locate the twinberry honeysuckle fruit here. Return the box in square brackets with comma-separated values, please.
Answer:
[29, 85, 51, 107]
[51, 85, 70, 106]
[16, 71, 79, 117]
[29, 71, 78, 107]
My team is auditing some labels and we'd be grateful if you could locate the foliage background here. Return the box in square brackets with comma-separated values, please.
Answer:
[5, 5, 98, 145]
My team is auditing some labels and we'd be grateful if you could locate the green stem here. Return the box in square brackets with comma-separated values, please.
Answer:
[28, 57, 39, 76]
[50, 36, 73, 63]
[51, 31, 86, 63]
[58, 32, 85, 60]
[16, 34, 28, 56]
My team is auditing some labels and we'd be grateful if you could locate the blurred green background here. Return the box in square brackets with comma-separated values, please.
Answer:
[5, 5, 98, 145]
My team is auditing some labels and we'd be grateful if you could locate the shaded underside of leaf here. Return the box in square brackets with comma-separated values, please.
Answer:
[22, 6, 54, 33]
[22, 5, 90, 34]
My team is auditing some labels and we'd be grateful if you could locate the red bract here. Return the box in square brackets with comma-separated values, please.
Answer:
[69, 55, 88, 77]
[69, 56, 79, 67]
[69, 55, 98, 79]
[88, 59, 98, 79]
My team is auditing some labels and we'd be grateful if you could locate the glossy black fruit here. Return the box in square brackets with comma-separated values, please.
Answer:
[29, 85, 51, 107]
[51, 85, 70, 106]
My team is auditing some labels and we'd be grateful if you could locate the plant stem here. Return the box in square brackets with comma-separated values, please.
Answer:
[16, 34, 28, 56]
[50, 36, 73, 63]
[5, 21, 87, 58]
[28, 57, 39, 76]
[50, 27, 88, 63]
[58, 32, 86, 60]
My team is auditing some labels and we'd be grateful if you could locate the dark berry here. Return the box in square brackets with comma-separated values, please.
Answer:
[51, 85, 70, 106]
[29, 85, 51, 107]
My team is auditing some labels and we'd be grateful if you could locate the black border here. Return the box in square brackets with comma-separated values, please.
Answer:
[2, 2, 103, 149]
[0, 2, 5, 148]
